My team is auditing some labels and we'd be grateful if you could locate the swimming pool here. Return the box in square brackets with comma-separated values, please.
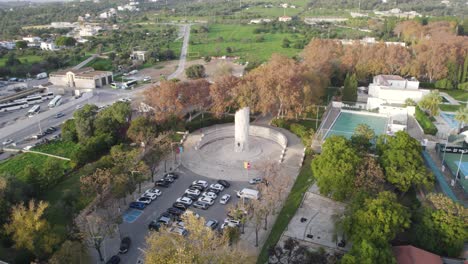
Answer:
[325, 111, 389, 139]
[440, 112, 460, 129]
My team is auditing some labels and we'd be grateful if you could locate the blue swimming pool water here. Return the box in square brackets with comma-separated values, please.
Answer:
[325, 111, 388, 139]
[440, 112, 460, 129]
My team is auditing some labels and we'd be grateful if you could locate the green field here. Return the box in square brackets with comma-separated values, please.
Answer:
[189, 24, 305, 62]
[0, 140, 76, 180]
[86, 57, 113, 71]
[439, 104, 463, 112]
[0, 54, 43, 67]
[445, 90, 468, 102]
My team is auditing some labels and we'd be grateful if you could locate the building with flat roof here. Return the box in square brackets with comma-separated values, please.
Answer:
[49, 67, 113, 89]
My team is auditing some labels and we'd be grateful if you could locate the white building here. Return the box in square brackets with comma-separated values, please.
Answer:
[366, 75, 429, 110]
[22, 36, 41, 43]
[49, 67, 113, 89]
[0, 41, 16, 50]
[79, 25, 102, 37]
[130, 50, 148, 61]
[50, 22, 76, 28]
[249, 18, 272, 24]
[40, 42, 59, 51]
[99, 8, 117, 19]
[279, 16, 292, 22]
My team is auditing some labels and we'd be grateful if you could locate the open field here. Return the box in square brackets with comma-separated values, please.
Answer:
[189, 24, 305, 62]
[0, 54, 43, 67]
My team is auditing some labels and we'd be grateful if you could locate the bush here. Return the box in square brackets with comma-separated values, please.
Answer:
[435, 78, 454, 89]
[420, 82, 435, 89]
[458, 82, 468, 90]
[415, 107, 438, 135]
[271, 118, 289, 129]
[185, 64, 205, 79]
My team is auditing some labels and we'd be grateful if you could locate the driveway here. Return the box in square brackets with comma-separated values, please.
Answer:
[102, 165, 251, 263]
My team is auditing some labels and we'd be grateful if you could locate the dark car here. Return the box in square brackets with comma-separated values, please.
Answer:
[183, 193, 199, 201]
[155, 180, 170, 188]
[205, 220, 219, 230]
[106, 255, 121, 264]
[163, 177, 175, 183]
[190, 184, 205, 191]
[206, 188, 221, 194]
[167, 207, 184, 216]
[172, 202, 187, 211]
[45, 127, 56, 134]
[192, 201, 209, 210]
[148, 220, 161, 231]
[55, 113, 65, 118]
[119, 237, 131, 254]
[129, 202, 146, 210]
[164, 172, 179, 179]
[217, 180, 230, 188]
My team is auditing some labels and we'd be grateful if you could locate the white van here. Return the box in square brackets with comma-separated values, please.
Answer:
[236, 188, 260, 200]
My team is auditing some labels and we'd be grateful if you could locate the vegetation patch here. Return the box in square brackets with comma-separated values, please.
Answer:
[414, 107, 438, 135]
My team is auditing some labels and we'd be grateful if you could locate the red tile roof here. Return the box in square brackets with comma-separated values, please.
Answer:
[393, 246, 443, 264]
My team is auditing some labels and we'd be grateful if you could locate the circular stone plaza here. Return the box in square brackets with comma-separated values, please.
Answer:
[181, 108, 305, 181]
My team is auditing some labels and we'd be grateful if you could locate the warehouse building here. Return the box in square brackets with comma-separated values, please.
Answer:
[49, 67, 113, 89]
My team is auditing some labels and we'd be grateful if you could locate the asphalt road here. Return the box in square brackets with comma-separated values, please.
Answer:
[106, 165, 251, 263]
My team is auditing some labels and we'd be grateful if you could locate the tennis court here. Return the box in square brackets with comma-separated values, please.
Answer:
[325, 111, 389, 139]
[443, 153, 468, 192]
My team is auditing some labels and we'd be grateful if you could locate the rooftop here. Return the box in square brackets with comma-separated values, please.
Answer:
[393, 246, 442, 264]
[50, 67, 112, 78]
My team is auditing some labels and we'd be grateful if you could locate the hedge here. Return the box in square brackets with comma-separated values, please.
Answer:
[415, 107, 438, 135]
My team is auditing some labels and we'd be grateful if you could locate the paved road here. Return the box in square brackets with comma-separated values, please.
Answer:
[168, 24, 191, 80]
[72, 54, 98, 70]
[99, 165, 250, 263]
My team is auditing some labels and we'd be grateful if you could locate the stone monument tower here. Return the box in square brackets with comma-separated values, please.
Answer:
[234, 107, 250, 152]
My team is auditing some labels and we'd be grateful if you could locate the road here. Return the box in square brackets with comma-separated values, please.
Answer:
[97, 165, 248, 264]
[168, 24, 191, 80]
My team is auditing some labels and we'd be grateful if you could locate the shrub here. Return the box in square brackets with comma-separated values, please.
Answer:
[185, 64, 205, 79]
[414, 107, 438, 135]
[435, 78, 454, 89]
[271, 118, 289, 129]
[458, 82, 468, 90]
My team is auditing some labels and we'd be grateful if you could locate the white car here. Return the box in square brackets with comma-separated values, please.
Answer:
[221, 218, 240, 229]
[137, 197, 152, 204]
[145, 188, 162, 196]
[209, 183, 224, 191]
[142, 192, 158, 201]
[143, 76, 151, 82]
[2, 139, 13, 146]
[176, 197, 193, 206]
[198, 197, 214, 205]
[192, 180, 208, 188]
[201, 191, 217, 199]
[76, 104, 83, 110]
[185, 188, 201, 196]
[220, 194, 231, 204]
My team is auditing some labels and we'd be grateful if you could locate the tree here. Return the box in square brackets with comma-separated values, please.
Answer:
[341, 191, 410, 245]
[143, 135, 171, 181]
[73, 104, 98, 142]
[410, 193, 467, 257]
[127, 116, 160, 147]
[354, 157, 385, 195]
[282, 37, 290, 48]
[55, 36, 77, 47]
[342, 73, 358, 102]
[210, 75, 239, 117]
[77, 214, 114, 262]
[144, 213, 250, 263]
[144, 81, 184, 121]
[80, 168, 112, 202]
[4, 200, 59, 258]
[49, 240, 89, 264]
[41, 157, 64, 189]
[311, 136, 361, 201]
[418, 90, 442, 116]
[454, 106, 468, 130]
[61, 119, 78, 142]
[185, 64, 205, 79]
[15, 40, 28, 50]
[377, 131, 433, 192]
[351, 124, 375, 152]
[341, 240, 396, 264]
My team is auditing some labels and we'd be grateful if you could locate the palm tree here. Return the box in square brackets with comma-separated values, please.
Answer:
[418, 90, 442, 117]
[455, 106, 468, 131]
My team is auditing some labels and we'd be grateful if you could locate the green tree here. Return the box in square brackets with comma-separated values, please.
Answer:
[23, 165, 42, 196]
[311, 136, 361, 201]
[410, 193, 467, 257]
[41, 157, 64, 189]
[185, 64, 205, 79]
[354, 157, 385, 196]
[15, 40, 28, 50]
[341, 191, 410, 244]
[61, 119, 78, 142]
[49, 240, 89, 264]
[342, 73, 358, 102]
[454, 106, 468, 130]
[73, 104, 98, 142]
[55, 36, 77, 47]
[351, 124, 375, 152]
[127, 116, 160, 147]
[418, 90, 442, 116]
[341, 240, 396, 264]
[377, 131, 433, 192]
[282, 37, 290, 48]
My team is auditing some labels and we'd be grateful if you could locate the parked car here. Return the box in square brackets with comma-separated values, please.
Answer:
[217, 179, 230, 188]
[192, 180, 208, 188]
[157, 215, 172, 225]
[162, 177, 175, 183]
[221, 218, 240, 229]
[172, 202, 187, 211]
[145, 188, 162, 196]
[205, 220, 219, 230]
[106, 255, 121, 264]
[137, 197, 152, 205]
[183, 193, 199, 201]
[55, 113, 65, 118]
[169, 226, 188, 237]
[176, 197, 193, 206]
[220, 194, 231, 204]
[209, 183, 224, 191]
[2, 139, 13, 146]
[164, 172, 179, 179]
[148, 220, 161, 231]
[119, 237, 131, 254]
[183, 210, 200, 219]
[185, 188, 201, 196]
[198, 197, 215, 205]
[206, 188, 221, 195]
[190, 184, 205, 191]
[45, 127, 56, 134]
[155, 180, 170, 188]
[129, 202, 146, 210]
[192, 201, 209, 210]
[142, 192, 158, 201]
[167, 207, 184, 216]
[143, 76, 151, 82]
[201, 191, 217, 199]
[249, 177, 263, 185]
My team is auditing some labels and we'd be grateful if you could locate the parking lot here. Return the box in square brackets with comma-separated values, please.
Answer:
[113, 165, 252, 263]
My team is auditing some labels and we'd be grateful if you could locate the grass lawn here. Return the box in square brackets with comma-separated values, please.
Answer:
[86, 57, 113, 71]
[439, 104, 463, 112]
[257, 156, 315, 263]
[0, 140, 76, 180]
[189, 24, 304, 62]
[0, 54, 43, 67]
[445, 90, 468, 102]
